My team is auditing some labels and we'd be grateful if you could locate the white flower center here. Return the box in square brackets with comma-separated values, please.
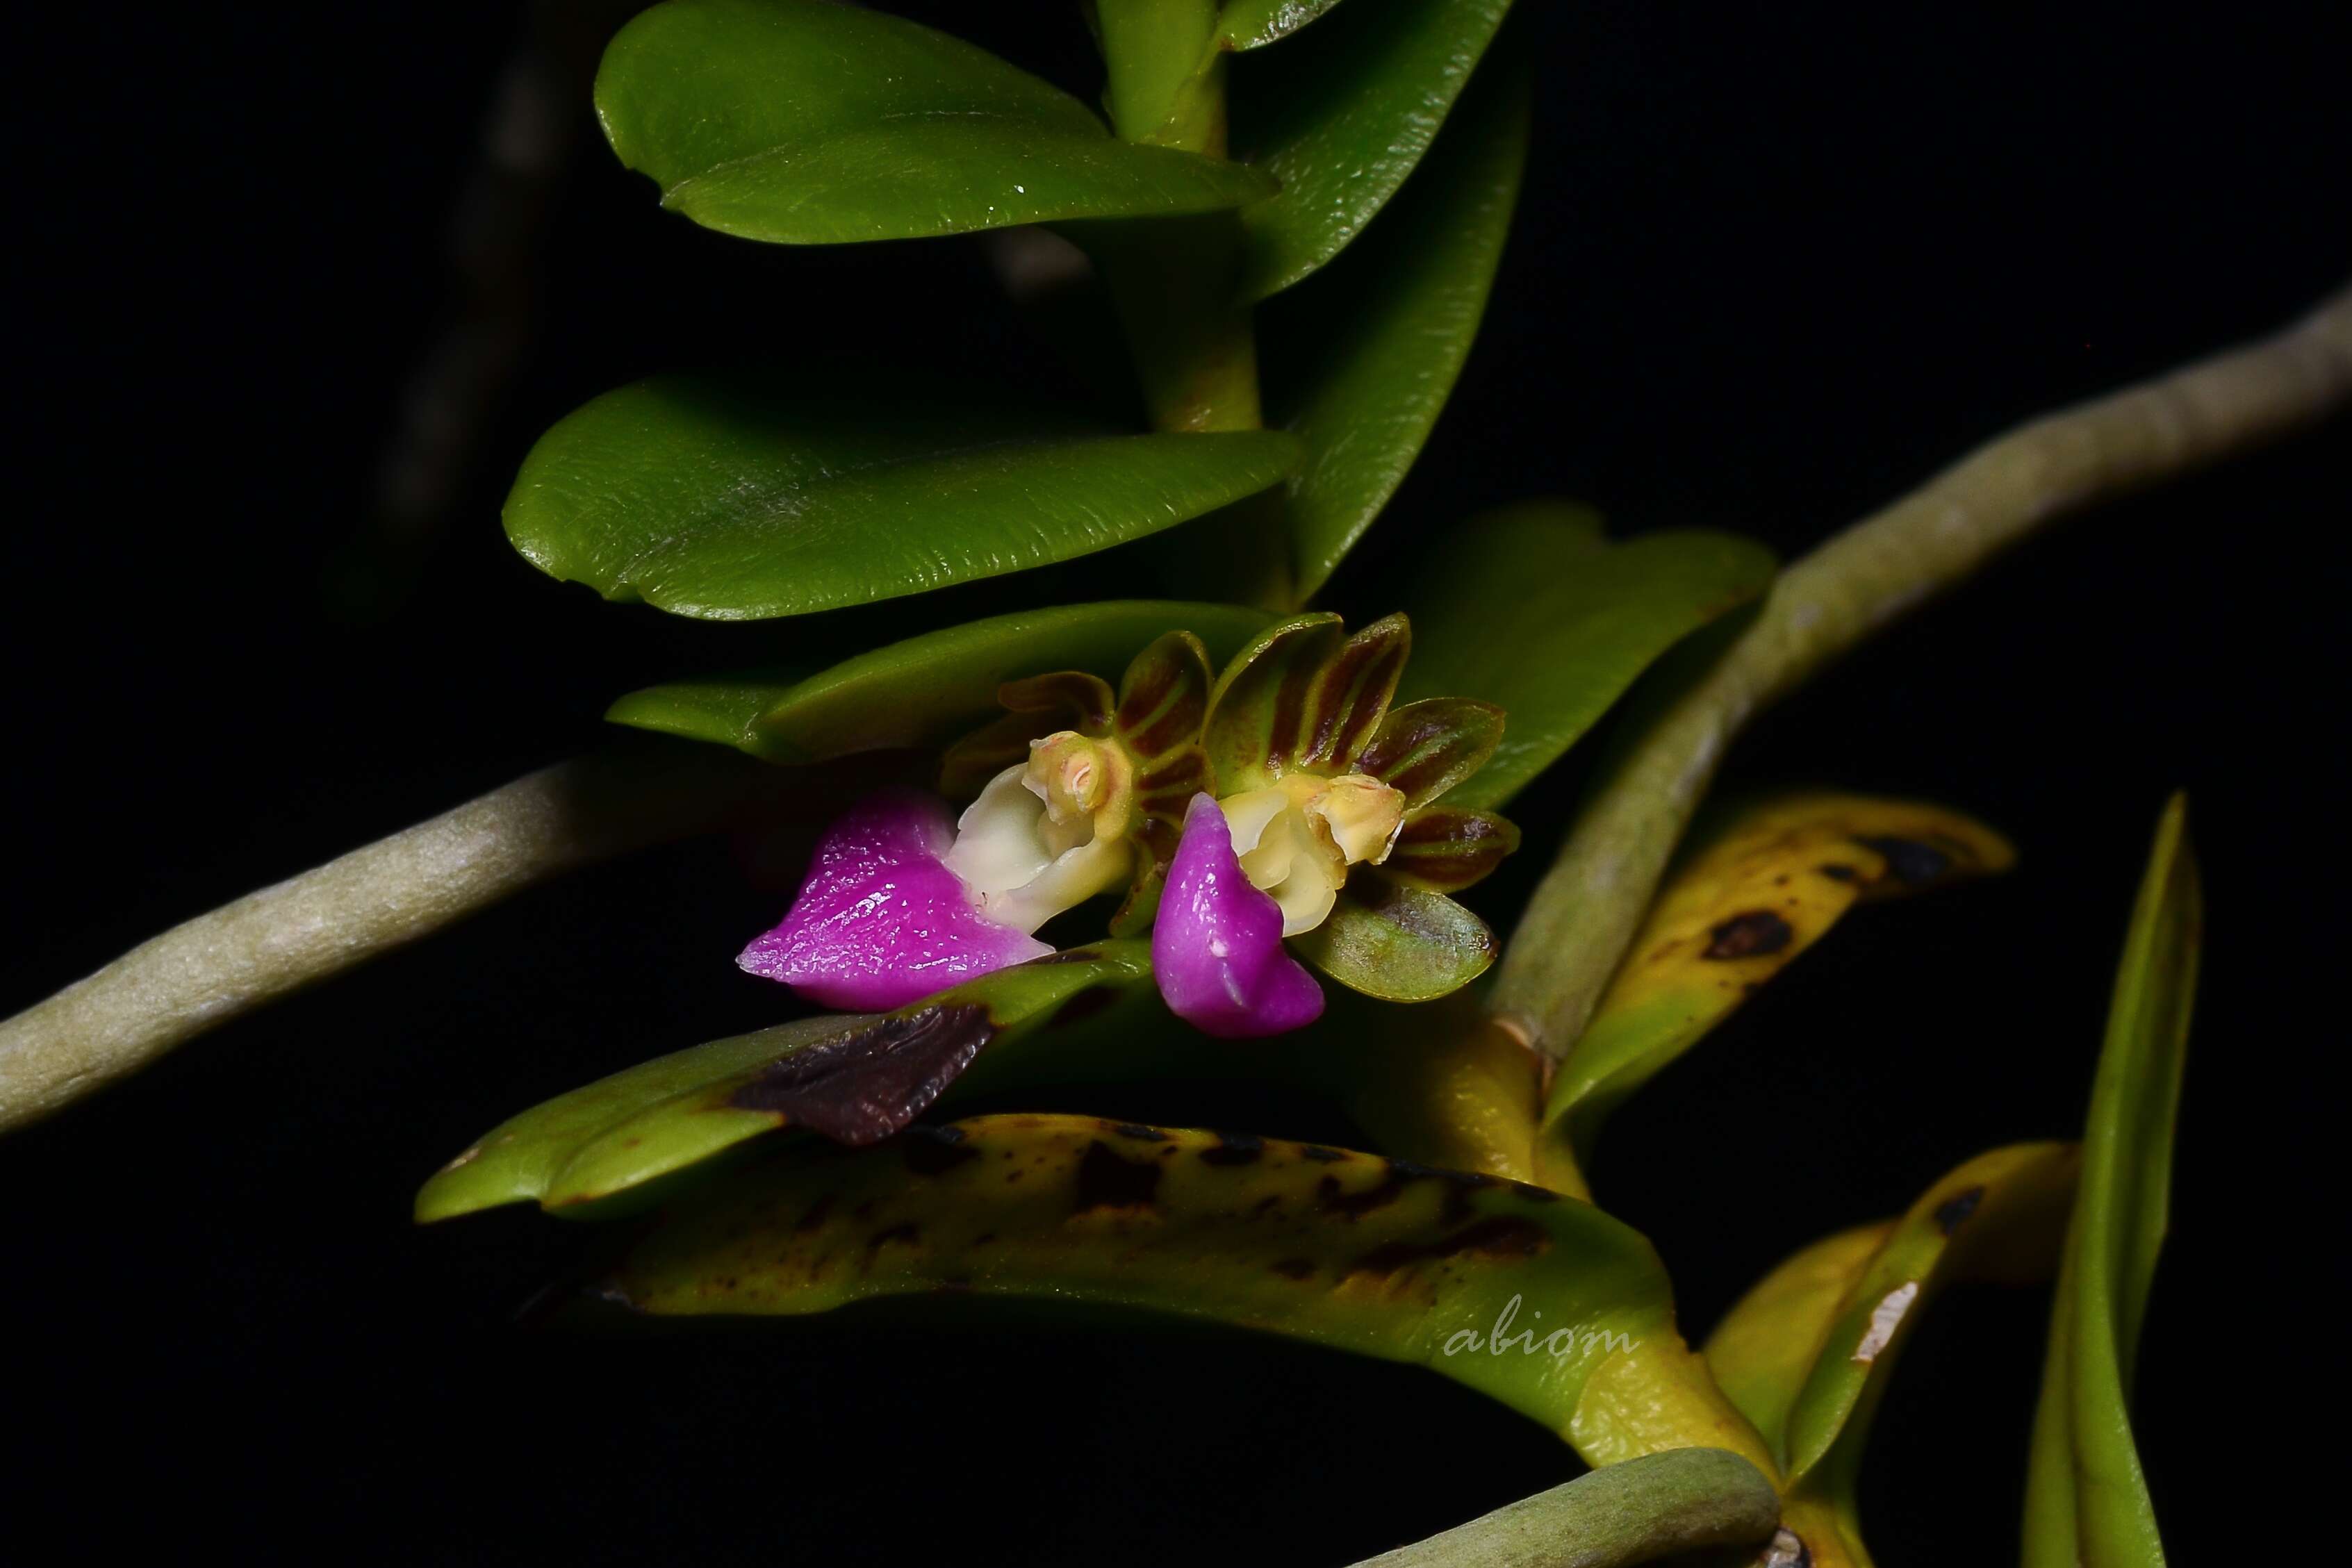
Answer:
[1217, 772, 1406, 937]
[943, 732, 1136, 933]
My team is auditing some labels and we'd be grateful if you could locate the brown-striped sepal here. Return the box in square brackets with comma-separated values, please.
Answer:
[1357, 696, 1505, 809]
[1379, 806, 1522, 893]
[938, 670, 1118, 798]
[1201, 613, 1345, 793]
[1113, 630, 1213, 761]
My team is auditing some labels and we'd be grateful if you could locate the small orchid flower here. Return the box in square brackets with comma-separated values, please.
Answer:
[1150, 613, 1522, 1037]
[739, 634, 1216, 1008]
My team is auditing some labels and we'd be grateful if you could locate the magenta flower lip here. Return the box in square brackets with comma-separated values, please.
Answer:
[1151, 793, 1326, 1039]
[738, 788, 1050, 1011]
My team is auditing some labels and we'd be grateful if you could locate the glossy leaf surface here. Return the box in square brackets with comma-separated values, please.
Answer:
[1280, 60, 1528, 599]
[1235, 0, 1516, 298]
[602, 1114, 1772, 1473]
[2024, 795, 2199, 1568]
[1294, 879, 1497, 1000]
[415, 946, 1152, 1221]
[1397, 505, 1777, 809]
[611, 602, 1268, 764]
[507, 376, 1299, 620]
[1706, 1143, 2079, 1566]
[598, 0, 1275, 243]
[1543, 793, 2015, 1176]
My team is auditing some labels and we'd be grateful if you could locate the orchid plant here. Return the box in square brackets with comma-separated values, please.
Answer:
[6, 1, 2348, 1565]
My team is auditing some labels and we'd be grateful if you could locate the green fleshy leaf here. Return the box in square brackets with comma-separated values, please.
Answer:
[2024, 795, 2199, 1568]
[1397, 503, 1777, 809]
[1378, 805, 1519, 893]
[603, 673, 804, 752]
[414, 946, 1154, 1222]
[1219, 0, 1350, 51]
[1356, 697, 1505, 808]
[611, 602, 1273, 764]
[598, 0, 1275, 244]
[507, 376, 1299, 621]
[1277, 56, 1528, 598]
[1294, 879, 1496, 1001]
[599, 1112, 1776, 1475]
[1201, 612, 1345, 791]
[1540, 793, 2015, 1180]
[1234, 0, 1515, 299]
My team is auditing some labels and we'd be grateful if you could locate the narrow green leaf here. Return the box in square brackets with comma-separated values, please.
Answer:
[1541, 793, 2015, 1179]
[610, 602, 1272, 764]
[1279, 59, 1529, 599]
[1349, 1448, 1780, 1568]
[414, 946, 1153, 1221]
[507, 376, 1300, 620]
[602, 672, 803, 752]
[1397, 504, 1778, 809]
[2023, 795, 2199, 1568]
[1294, 879, 1497, 1000]
[598, 0, 1275, 244]
[1219, 0, 1351, 51]
[1704, 1143, 2079, 1566]
[600, 1113, 1775, 1474]
[1234, 0, 1516, 299]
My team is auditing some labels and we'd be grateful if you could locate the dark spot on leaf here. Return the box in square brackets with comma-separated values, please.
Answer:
[1270, 1258, 1315, 1280]
[901, 1124, 978, 1176]
[1301, 1146, 1348, 1162]
[1818, 861, 1862, 882]
[730, 1004, 994, 1146]
[972, 1232, 997, 1246]
[1703, 910, 1794, 960]
[1319, 1169, 1406, 1219]
[794, 1193, 837, 1234]
[1199, 1130, 1266, 1166]
[1350, 1217, 1550, 1276]
[1073, 1140, 1162, 1212]
[1859, 835, 1952, 885]
[1111, 1123, 1168, 1142]
[1934, 1186, 1986, 1235]
[868, 1222, 921, 1250]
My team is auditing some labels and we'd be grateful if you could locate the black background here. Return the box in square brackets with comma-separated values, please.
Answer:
[5, 2, 2345, 1561]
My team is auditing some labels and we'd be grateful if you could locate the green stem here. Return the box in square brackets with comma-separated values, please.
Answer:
[1347, 1448, 1779, 1568]
[0, 746, 791, 1132]
[1492, 282, 2352, 1066]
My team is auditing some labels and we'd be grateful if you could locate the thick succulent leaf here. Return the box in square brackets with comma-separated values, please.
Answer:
[1234, 0, 1516, 299]
[507, 375, 1299, 620]
[597, 0, 1274, 244]
[1702, 1144, 2078, 1567]
[1397, 504, 1777, 809]
[1294, 879, 1497, 1000]
[1201, 612, 1345, 791]
[2024, 795, 2199, 1568]
[601, 1114, 1773, 1474]
[1379, 805, 1520, 893]
[414, 946, 1153, 1221]
[1542, 793, 2015, 1177]
[602, 672, 803, 752]
[1219, 0, 1349, 51]
[1357, 698, 1506, 808]
[610, 602, 1272, 764]
[1115, 630, 1215, 761]
[1279, 60, 1528, 599]
[1349, 1448, 1780, 1568]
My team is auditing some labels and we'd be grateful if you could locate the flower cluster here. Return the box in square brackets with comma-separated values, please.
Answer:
[739, 614, 1518, 1037]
